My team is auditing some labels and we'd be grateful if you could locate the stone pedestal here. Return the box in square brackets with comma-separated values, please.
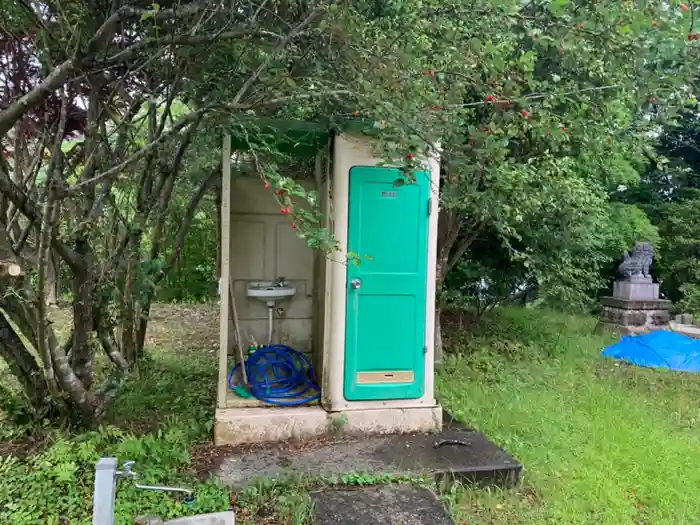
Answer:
[598, 296, 672, 336]
[612, 281, 659, 301]
[602, 243, 670, 335]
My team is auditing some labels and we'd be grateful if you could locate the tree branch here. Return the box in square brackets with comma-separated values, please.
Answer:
[150, 114, 203, 261]
[446, 221, 484, 274]
[0, 1, 215, 140]
[162, 162, 221, 279]
[230, 4, 326, 108]
[0, 165, 81, 268]
[0, 60, 76, 138]
[237, 89, 353, 110]
[106, 29, 263, 64]
[69, 107, 211, 193]
[87, 1, 215, 55]
[7, 134, 49, 235]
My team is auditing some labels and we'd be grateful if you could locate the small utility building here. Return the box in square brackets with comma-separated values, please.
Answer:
[215, 119, 442, 445]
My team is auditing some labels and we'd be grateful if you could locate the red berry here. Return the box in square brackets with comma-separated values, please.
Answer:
[690, 33, 698, 40]
[682, 3, 688, 13]
[264, 183, 270, 188]
[485, 95, 495, 103]
[275, 190, 282, 196]
[291, 223, 297, 229]
[407, 152, 414, 160]
[280, 207, 289, 215]
[521, 109, 528, 117]
[353, 111, 359, 116]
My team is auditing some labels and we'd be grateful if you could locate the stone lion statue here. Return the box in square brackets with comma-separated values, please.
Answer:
[616, 242, 654, 281]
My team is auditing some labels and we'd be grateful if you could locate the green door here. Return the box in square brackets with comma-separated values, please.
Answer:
[344, 166, 430, 401]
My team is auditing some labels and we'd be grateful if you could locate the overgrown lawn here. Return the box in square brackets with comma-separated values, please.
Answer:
[440, 308, 700, 525]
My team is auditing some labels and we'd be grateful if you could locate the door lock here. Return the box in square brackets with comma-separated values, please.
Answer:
[351, 279, 362, 289]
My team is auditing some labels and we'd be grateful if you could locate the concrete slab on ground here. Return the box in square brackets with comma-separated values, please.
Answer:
[216, 427, 521, 488]
[311, 485, 454, 525]
[670, 321, 700, 339]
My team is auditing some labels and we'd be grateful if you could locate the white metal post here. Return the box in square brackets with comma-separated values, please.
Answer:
[92, 457, 118, 525]
[217, 133, 233, 409]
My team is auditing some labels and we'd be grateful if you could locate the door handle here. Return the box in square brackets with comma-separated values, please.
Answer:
[351, 279, 362, 289]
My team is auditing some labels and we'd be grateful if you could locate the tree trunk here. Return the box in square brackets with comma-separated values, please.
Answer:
[71, 239, 94, 388]
[434, 203, 484, 365]
[434, 254, 448, 367]
[44, 251, 58, 306]
[95, 316, 130, 372]
[435, 205, 457, 367]
[0, 306, 48, 410]
[434, 306, 444, 366]
[120, 247, 138, 367]
[135, 301, 151, 359]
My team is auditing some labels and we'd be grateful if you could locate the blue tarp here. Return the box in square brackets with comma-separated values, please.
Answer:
[602, 330, 700, 373]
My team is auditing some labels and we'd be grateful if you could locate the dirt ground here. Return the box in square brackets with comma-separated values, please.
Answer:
[49, 302, 220, 354]
[142, 302, 220, 354]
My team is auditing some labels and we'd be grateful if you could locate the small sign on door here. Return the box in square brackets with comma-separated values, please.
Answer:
[381, 191, 398, 198]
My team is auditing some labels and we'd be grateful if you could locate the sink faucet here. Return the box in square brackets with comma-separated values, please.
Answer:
[119, 461, 194, 502]
[92, 458, 194, 525]
[274, 277, 287, 287]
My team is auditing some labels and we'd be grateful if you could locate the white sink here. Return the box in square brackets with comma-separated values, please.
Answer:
[246, 281, 296, 304]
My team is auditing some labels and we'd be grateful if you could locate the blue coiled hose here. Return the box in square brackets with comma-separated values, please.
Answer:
[227, 344, 321, 406]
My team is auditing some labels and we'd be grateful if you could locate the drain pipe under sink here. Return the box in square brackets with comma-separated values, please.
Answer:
[266, 302, 274, 345]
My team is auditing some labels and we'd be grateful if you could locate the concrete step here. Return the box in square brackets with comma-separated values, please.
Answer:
[312, 485, 454, 525]
[216, 415, 522, 489]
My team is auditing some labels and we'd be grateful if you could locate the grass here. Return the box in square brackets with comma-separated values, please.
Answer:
[0, 303, 235, 525]
[439, 308, 700, 525]
[2, 303, 700, 524]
